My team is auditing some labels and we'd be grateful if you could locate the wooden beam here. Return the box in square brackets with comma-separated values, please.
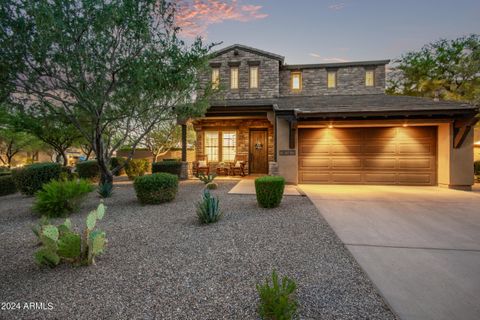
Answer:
[453, 117, 479, 149]
[289, 119, 297, 149]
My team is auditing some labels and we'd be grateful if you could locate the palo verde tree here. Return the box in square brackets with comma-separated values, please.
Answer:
[387, 34, 480, 105]
[1, 0, 215, 184]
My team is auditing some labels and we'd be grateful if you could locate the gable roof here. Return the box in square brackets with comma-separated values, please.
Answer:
[212, 44, 285, 62]
[283, 60, 390, 70]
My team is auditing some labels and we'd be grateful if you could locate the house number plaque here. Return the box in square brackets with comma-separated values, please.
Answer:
[279, 150, 296, 156]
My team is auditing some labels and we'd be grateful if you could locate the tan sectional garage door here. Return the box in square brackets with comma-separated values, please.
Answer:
[298, 127, 437, 185]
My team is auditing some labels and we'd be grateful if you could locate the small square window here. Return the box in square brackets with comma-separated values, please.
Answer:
[230, 67, 239, 89]
[365, 70, 375, 87]
[327, 71, 336, 88]
[211, 68, 220, 89]
[291, 72, 302, 91]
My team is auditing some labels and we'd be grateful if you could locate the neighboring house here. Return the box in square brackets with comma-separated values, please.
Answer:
[193, 44, 478, 190]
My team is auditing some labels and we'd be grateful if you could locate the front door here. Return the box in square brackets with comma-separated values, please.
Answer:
[249, 129, 268, 174]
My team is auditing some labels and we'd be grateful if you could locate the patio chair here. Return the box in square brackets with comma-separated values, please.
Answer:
[229, 154, 247, 176]
[193, 155, 209, 176]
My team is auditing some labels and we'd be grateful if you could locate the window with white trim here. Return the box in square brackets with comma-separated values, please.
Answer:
[205, 131, 219, 162]
[230, 67, 239, 89]
[204, 131, 237, 162]
[250, 66, 259, 89]
[211, 68, 220, 89]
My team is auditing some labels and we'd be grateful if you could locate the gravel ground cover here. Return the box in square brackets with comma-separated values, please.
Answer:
[0, 180, 397, 319]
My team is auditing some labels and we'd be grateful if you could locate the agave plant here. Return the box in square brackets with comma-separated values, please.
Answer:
[34, 202, 107, 267]
[196, 189, 222, 224]
[198, 172, 216, 184]
[97, 182, 113, 198]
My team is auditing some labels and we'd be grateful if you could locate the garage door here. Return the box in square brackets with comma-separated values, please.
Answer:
[298, 127, 437, 185]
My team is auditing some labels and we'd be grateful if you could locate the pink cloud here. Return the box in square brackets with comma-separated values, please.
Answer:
[309, 53, 349, 63]
[174, 0, 268, 38]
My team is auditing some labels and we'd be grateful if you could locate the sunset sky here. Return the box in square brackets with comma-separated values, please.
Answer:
[176, 0, 480, 64]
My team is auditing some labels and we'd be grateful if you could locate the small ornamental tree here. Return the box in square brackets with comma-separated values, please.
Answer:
[1, 0, 216, 184]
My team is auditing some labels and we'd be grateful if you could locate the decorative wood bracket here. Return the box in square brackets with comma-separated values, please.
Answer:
[453, 117, 478, 149]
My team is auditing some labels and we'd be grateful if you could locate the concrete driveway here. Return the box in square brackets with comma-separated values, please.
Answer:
[299, 185, 480, 320]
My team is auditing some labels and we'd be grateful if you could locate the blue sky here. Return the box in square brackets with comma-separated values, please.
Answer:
[177, 0, 480, 64]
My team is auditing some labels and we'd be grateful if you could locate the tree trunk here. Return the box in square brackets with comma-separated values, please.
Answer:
[93, 130, 113, 185]
[61, 149, 68, 166]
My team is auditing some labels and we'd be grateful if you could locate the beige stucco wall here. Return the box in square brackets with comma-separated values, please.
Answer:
[276, 118, 298, 184]
[437, 123, 474, 190]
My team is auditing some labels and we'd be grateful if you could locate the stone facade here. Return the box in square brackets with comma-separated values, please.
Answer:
[193, 118, 274, 175]
[279, 65, 385, 96]
[199, 48, 281, 100]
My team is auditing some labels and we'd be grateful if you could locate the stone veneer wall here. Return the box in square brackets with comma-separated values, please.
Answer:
[199, 48, 280, 100]
[279, 65, 386, 96]
[193, 118, 274, 175]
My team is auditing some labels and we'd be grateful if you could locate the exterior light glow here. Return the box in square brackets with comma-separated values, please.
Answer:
[403, 123, 408, 127]
[328, 124, 334, 128]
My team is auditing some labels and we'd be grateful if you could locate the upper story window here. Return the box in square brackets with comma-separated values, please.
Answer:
[230, 67, 239, 89]
[327, 71, 337, 88]
[211, 68, 220, 89]
[249, 66, 259, 89]
[291, 72, 302, 91]
[365, 69, 375, 87]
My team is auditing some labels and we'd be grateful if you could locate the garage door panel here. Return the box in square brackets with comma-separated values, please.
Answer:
[298, 127, 437, 185]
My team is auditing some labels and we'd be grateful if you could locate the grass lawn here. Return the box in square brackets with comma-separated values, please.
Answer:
[0, 180, 396, 319]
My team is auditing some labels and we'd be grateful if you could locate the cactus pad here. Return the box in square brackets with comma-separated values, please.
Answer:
[34, 248, 60, 267]
[57, 232, 81, 259]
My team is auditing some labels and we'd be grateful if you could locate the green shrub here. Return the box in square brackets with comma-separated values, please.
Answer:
[0, 167, 11, 177]
[255, 176, 285, 208]
[12, 162, 62, 196]
[256, 270, 298, 320]
[98, 182, 113, 198]
[34, 202, 107, 267]
[76, 160, 100, 181]
[125, 159, 150, 180]
[110, 157, 126, 176]
[206, 182, 218, 190]
[134, 173, 178, 204]
[33, 179, 94, 218]
[0, 175, 17, 196]
[196, 189, 222, 224]
[152, 160, 182, 176]
[198, 172, 216, 184]
[474, 161, 480, 176]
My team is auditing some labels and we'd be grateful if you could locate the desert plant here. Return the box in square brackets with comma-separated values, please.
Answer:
[0, 175, 17, 196]
[31, 215, 50, 242]
[134, 173, 178, 204]
[33, 179, 94, 218]
[198, 172, 216, 184]
[97, 182, 114, 198]
[196, 189, 222, 224]
[76, 160, 100, 181]
[11, 162, 62, 196]
[206, 182, 218, 190]
[255, 176, 286, 208]
[256, 270, 298, 320]
[110, 157, 126, 176]
[34, 202, 107, 267]
[125, 159, 150, 180]
[152, 160, 182, 176]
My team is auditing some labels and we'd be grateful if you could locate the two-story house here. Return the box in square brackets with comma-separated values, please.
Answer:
[193, 44, 478, 190]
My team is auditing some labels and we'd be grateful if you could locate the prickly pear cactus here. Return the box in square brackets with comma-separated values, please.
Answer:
[34, 248, 60, 267]
[57, 232, 81, 259]
[87, 230, 106, 265]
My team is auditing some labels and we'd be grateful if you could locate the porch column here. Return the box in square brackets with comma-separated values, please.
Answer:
[181, 124, 187, 162]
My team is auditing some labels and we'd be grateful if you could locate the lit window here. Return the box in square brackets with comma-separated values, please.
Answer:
[204, 131, 237, 162]
[250, 66, 258, 89]
[365, 70, 374, 87]
[230, 67, 239, 89]
[222, 131, 237, 162]
[327, 71, 336, 88]
[291, 72, 302, 91]
[211, 68, 220, 89]
[205, 131, 219, 162]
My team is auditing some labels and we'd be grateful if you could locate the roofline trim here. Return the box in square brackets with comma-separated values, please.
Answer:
[283, 60, 391, 70]
[211, 44, 285, 62]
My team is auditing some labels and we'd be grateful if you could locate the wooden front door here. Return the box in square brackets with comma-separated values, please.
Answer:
[249, 129, 268, 174]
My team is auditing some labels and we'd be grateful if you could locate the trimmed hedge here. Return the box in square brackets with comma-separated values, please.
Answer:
[254, 176, 285, 208]
[12, 163, 62, 196]
[33, 179, 94, 217]
[125, 159, 149, 180]
[134, 173, 178, 204]
[76, 160, 100, 181]
[152, 160, 182, 176]
[474, 160, 480, 176]
[0, 175, 17, 196]
[110, 157, 126, 176]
